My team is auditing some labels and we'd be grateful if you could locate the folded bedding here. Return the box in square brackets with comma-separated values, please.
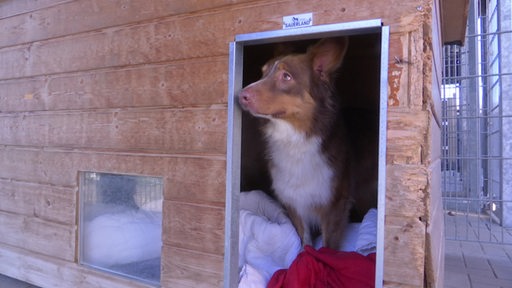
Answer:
[239, 190, 377, 287]
[239, 190, 302, 284]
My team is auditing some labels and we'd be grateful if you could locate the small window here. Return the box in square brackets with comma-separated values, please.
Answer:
[79, 172, 163, 285]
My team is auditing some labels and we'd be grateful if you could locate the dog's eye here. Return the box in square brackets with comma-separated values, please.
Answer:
[282, 72, 292, 81]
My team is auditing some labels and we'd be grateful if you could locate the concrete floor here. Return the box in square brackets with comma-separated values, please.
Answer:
[444, 212, 512, 288]
[444, 240, 512, 288]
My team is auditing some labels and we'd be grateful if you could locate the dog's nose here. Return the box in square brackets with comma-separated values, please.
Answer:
[238, 89, 252, 107]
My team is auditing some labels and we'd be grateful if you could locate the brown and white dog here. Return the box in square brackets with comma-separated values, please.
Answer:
[238, 37, 377, 249]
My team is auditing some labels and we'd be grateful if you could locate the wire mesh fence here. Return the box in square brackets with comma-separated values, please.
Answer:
[442, 0, 512, 245]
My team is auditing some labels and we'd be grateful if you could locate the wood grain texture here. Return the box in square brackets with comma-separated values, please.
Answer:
[0, 0, 426, 49]
[0, 107, 227, 155]
[0, 57, 228, 113]
[425, 160, 445, 288]
[429, 89, 444, 288]
[164, 161, 226, 207]
[0, 211, 75, 261]
[0, 179, 76, 225]
[0, 0, 426, 80]
[0, 77, 46, 112]
[0, 13, 234, 79]
[386, 109, 429, 165]
[0, 0, 71, 19]
[408, 28, 427, 109]
[423, 6, 445, 286]
[0, 0, 445, 286]
[0, 0, 255, 47]
[384, 216, 426, 287]
[386, 164, 428, 219]
[0, 243, 154, 288]
[161, 246, 223, 288]
[163, 201, 225, 255]
[387, 33, 409, 107]
[0, 147, 225, 205]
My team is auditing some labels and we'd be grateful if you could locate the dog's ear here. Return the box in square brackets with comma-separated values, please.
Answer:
[308, 37, 349, 82]
[273, 43, 295, 57]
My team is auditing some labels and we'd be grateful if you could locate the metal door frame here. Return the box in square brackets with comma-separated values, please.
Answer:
[225, 19, 389, 288]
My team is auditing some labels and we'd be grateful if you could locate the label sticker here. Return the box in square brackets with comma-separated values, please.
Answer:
[283, 13, 313, 29]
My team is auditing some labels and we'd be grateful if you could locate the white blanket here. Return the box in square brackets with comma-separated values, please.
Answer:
[83, 206, 162, 267]
[238, 190, 301, 286]
[238, 190, 377, 287]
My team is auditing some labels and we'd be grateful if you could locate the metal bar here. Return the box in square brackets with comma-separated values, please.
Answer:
[465, 29, 512, 39]
[442, 114, 512, 121]
[442, 156, 512, 160]
[442, 71, 512, 81]
[375, 25, 389, 288]
[234, 19, 383, 44]
[224, 41, 242, 288]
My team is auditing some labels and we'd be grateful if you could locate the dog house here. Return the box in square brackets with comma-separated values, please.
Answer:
[0, 1, 468, 287]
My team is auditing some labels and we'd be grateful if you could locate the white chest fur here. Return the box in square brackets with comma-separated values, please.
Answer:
[264, 120, 334, 226]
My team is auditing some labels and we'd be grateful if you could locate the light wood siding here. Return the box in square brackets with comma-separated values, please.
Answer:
[0, 0, 445, 287]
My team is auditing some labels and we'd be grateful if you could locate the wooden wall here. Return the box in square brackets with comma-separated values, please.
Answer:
[425, 1, 445, 287]
[0, 0, 443, 287]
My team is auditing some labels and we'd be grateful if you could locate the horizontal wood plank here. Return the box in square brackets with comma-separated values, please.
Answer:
[0, 179, 75, 225]
[0, 0, 425, 80]
[163, 201, 224, 255]
[0, 243, 155, 288]
[0, 0, 71, 19]
[161, 246, 223, 288]
[164, 162, 226, 207]
[0, 77, 46, 112]
[0, 0, 255, 47]
[0, 147, 226, 206]
[0, 211, 75, 261]
[0, 13, 234, 79]
[0, 0, 425, 49]
[0, 57, 228, 113]
[0, 107, 227, 155]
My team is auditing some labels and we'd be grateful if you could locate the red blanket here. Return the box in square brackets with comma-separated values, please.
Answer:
[267, 246, 376, 288]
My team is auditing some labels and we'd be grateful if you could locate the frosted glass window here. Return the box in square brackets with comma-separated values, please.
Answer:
[79, 172, 163, 285]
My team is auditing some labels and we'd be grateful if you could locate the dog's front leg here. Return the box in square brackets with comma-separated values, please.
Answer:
[321, 198, 352, 250]
[285, 205, 312, 248]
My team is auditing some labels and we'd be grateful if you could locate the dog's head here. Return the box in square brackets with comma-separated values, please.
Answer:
[238, 37, 349, 134]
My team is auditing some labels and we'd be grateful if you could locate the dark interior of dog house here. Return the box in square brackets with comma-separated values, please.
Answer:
[240, 33, 382, 198]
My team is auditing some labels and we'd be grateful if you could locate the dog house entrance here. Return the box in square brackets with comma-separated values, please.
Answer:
[226, 20, 389, 287]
